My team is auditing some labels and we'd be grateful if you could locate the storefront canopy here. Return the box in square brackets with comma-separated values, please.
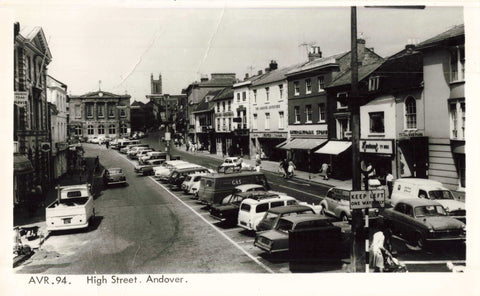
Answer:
[453, 144, 465, 154]
[314, 141, 352, 155]
[275, 140, 288, 149]
[279, 138, 327, 150]
[14, 154, 34, 175]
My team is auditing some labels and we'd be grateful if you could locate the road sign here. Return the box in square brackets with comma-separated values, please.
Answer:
[349, 189, 385, 210]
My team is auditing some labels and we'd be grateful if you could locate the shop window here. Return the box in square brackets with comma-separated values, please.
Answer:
[294, 106, 300, 123]
[265, 113, 270, 130]
[369, 112, 384, 133]
[87, 125, 94, 135]
[405, 96, 417, 129]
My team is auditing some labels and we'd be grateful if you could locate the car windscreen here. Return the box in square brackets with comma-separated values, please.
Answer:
[109, 168, 122, 174]
[276, 219, 294, 233]
[429, 190, 455, 200]
[414, 205, 447, 217]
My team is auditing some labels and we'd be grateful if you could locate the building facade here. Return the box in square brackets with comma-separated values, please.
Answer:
[68, 91, 131, 140]
[212, 88, 234, 156]
[47, 75, 69, 179]
[13, 23, 52, 205]
[191, 90, 220, 152]
[416, 24, 465, 191]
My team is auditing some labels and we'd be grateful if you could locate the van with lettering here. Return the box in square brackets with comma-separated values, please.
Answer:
[390, 178, 465, 222]
[197, 172, 270, 206]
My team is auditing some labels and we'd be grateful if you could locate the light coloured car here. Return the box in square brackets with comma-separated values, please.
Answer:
[102, 168, 127, 186]
[139, 151, 166, 164]
[153, 160, 190, 181]
[182, 173, 207, 194]
[135, 149, 154, 162]
[128, 146, 150, 159]
[256, 205, 317, 232]
[134, 159, 165, 176]
[237, 194, 298, 231]
[320, 187, 379, 222]
[218, 157, 253, 172]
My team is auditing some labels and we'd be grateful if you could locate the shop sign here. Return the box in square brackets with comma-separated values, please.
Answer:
[350, 190, 386, 210]
[14, 92, 28, 107]
[360, 139, 393, 154]
[251, 132, 285, 138]
[255, 104, 281, 111]
[399, 129, 424, 137]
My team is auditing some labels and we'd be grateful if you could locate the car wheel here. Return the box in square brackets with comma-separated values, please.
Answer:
[320, 205, 326, 215]
[340, 212, 348, 222]
[415, 232, 426, 250]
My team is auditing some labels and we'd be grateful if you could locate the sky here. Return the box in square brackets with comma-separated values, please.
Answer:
[4, 1, 466, 102]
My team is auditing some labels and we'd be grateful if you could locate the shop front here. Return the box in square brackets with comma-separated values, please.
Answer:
[359, 139, 396, 183]
[285, 126, 329, 172]
[314, 140, 352, 179]
[14, 154, 34, 205]
[250, 132, 288, 161]
[397, 131, 428, 179]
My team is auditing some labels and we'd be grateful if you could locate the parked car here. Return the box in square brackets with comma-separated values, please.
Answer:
[45, 184, 95, 232]
[128, 146, 151, 159]
[134, 159, 165, 176]
[139, 151, 166, 164]
[120, 142, 143, 154]
[168, 167, 214, 189]
[88, 137, 100, 144]
[256, 205, 317, 232]
[218, 184, 268, 203]
[198, 172, 270, 205]
[218, 157, 252, 172]
[237, 194, 297, 231]
[382, 198, 466, 250]
[135, 149, 155, 162]
[390, 178, 465, 222]
[210, 191, 278, 225]
[153, 161, 194, 181]
[320, 187, 380, 222]
[182, 173, 209, 195]
[254, 214, 337, 253]
[102, 168, 127, 186]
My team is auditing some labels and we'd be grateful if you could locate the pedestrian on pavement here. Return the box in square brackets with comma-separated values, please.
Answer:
[386, 172, 394, 198]
[106, 141, 109, 149]
[278, 159, 286, 177]
[255, 152, 261, 172]
[320, 162, 330, 180]
[287, 160, 296, 179]
[282, 158, 289, 178]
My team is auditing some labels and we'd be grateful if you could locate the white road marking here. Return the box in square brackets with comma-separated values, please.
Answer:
[401, 260, 466, 265]
[221, 227, 242, 233]
[235, 239, 255, 244]
[147, 176, 275, 273]
[276, 184, 321, 198]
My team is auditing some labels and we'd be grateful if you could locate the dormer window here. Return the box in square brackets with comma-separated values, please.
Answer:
[368, 76, 380, 91]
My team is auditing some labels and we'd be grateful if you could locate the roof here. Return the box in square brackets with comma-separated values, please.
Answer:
[70, 90, 131, 99]
[236, 191, 278, 199]
[205, 171, 266, 179]
[18, 25, 53, 61]
[251, 63, 305, 87]
[286, 52, 347, 76]
[395, 178, 445, 188]
[416, 24, 464, 50]
[212, 87, 234, 101]
[266, 204, 314, 214]
[395, 198, 443, 208]
[326, 60, 384, 89]
[279, 213, 330, 224]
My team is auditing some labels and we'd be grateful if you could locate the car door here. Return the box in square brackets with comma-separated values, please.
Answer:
[324, 190, 336, 216]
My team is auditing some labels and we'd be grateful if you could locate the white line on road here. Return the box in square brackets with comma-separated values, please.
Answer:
[147, 176, 275, 273]
[221, 227, 242, 233]
[276, 184, 321, 198]
[401, 260, 466, 265]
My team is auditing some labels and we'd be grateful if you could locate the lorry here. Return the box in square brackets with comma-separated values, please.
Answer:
[45, 184, 95, 232]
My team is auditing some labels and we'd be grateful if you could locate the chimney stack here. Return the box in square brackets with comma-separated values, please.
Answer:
[258, 70, 263, 75]
[244, 73, 249, 80]
[14, 22, 20, 38]
[269, 60, 278, 71]
[200, 74, 208, 82]
[357, 38, 366, 62]
[308, 46, 322, 62]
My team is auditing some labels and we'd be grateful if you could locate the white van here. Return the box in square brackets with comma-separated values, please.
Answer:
[237, 194, 297, 231]
[154, 161, 195, 181]
[390, 178, 465, 221]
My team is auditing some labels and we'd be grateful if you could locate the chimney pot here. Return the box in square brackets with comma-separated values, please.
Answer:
[245, 73, 249, 79]
[269, 60, 278, 70]
[258, 70, 263, 75]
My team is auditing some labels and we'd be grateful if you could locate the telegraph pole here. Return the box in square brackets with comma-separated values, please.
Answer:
[350, 6, 365, 273]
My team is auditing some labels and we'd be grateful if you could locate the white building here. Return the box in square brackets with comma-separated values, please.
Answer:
[47, 75, 69, 179]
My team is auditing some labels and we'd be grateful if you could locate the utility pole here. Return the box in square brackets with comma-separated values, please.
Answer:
[350, 6, 365, 273]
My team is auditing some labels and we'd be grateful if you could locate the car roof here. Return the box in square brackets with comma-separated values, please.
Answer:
[107, 167, 122, 172]
[279, 214, 329, 224]
[241, 194, 294, 204]
[396, 198, 443, 207]
[235, 184, 264, 190]
[204, 171, 266, 179]
[395, 178, 444, 187]
[266, 204, 313, 214]
[236, 190, 274, 198]
[174, 166, 206, 172]
[225, 157, 238, 160]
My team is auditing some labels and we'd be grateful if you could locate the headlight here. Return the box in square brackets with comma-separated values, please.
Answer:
[462, 224, 466, 233]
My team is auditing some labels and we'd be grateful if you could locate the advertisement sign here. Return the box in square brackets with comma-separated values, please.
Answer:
[349, 190, 386, 210]
[14, 91, 28, 107]
[360, 139, 394, 154]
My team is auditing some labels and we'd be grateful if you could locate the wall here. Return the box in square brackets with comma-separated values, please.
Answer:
[250, 81, 288, 132]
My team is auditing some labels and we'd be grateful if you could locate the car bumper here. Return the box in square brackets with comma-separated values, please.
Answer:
[237, 221, 254, 231]
[46, 221, 89, 232]
[209, 214, 227, 222]
[106, 180, 126, 185]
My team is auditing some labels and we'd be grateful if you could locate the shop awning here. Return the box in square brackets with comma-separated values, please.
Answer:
[14, 154, 34, 175]
[279, 138, 327, 150]
[453, 144, 465, 154]
[275, 140, 288, 149]
[314, 141, 352, 155]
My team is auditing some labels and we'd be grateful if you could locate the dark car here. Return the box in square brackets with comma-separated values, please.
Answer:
[103, 168, 127, 186]
[382, 198, 466, 249]
[209, 191, 278, 224]
[256, 205, 316, 232]
[134, 159, 165, 176]
[254, 214, 337, 253]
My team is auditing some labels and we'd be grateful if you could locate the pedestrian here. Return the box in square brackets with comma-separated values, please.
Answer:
[287, 160, 296, 179]
[106, 140, 109, 149]
[255, 152, 261, 172]
[320, 162, 330, 180]
[282, 158, 289, 178]
[369, 227, 387, 272]
[386, 172, 394, 198]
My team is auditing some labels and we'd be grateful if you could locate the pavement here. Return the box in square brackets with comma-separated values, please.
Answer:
[174, 144, 353, 189]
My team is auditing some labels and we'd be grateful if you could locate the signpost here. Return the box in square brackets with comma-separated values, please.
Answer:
[349, 189, 386, 273]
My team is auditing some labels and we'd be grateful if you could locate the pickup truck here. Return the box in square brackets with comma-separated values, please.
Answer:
[45, 184, 95, 232]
